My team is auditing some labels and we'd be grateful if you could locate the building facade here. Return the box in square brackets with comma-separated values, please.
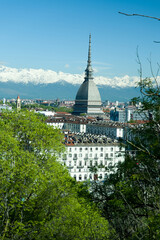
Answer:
[47, 117, 125, 139]
[60, 132, 125, 181]
[110, 107, 149, 122]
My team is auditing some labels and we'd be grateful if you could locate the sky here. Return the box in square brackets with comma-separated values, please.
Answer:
[0, 0, 160, 87]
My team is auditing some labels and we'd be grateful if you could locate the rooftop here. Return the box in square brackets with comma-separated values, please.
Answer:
[63, 131, 120, 146]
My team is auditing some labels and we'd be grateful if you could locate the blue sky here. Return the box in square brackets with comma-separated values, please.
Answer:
[0, 0, 160, 86]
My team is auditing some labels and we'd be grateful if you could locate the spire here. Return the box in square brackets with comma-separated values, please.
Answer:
[85, 34, 93, 81]
[88, 34, 91, 66]
[16, 95, 21, 111]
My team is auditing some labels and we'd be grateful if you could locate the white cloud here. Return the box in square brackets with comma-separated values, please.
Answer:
[93, 67, 99, 73]
[0, 65, 158, 88]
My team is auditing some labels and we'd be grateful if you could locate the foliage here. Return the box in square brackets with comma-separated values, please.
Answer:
[80, 113, 86, 116]
[0, 110, 110, 239]
[21, 103, 73, 113]
[90, 79, 160, 239]
[53, 106, 73, 113]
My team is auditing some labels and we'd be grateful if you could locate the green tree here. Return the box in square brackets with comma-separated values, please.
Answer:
[90, 12, 160, 238]
[0, 110, 110, 239]
[90, 78, 160, 239]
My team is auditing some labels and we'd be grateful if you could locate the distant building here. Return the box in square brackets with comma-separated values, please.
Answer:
[60, 100, 75, 107]
[73, 35, 103, 117]
[110, 107, 149, 122]
[86, 122, 124, 139]
[110, 108, 126, 122]
[3, 98, 6, 104]
[16, 95, 21, 111]
[36, 110, 55, 117]
[46, 115, 125, 139]
[125, 106, 148, 122]
[0, 104, 12, 112]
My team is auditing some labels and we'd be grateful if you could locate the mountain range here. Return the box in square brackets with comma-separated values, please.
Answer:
[0, 80, 141, 102]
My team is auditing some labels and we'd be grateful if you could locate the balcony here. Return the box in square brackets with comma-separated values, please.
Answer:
[67, 166, 73, 169]
[77, 166, 84, 169]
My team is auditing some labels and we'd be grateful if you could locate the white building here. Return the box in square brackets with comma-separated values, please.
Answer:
[0, 104, 12, 112]
[60, 132, 125, 181]
[46, 117, 125, 139]
[36, 110, 55, 117]
[64, 122, 86, 133]
[86, 122, 124, 139]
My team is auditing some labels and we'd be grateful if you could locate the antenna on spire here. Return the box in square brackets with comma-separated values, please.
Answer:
[88, 34, 91, 66]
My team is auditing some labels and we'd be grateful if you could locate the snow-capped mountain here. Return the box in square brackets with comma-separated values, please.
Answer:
[0, 80, 140, 102]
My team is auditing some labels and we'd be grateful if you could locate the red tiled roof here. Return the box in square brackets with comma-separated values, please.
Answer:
[56, 112, 71, 115]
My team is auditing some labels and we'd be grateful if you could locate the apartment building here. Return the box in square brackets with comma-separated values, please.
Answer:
[60, 132, 125, 181]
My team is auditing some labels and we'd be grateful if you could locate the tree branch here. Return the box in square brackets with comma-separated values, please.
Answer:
[118, 12, 160, 21]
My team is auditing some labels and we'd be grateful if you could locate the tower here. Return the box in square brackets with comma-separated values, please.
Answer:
[73, 35, 103, 116]
[16, 95, 21, 111]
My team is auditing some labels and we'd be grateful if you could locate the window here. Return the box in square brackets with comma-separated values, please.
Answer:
[90, 161, 92, 166]
[95, 161, 98, 166]
[94, 174, 98, 180]
[99, 174, 102, 179]
[79, 153, 82, 157]
[69, 148, 72, 152]
[79, 175, 82, 180]
[74, 161, 76, 166]
[89, 174, 92, 180]
[110, 153, 113, 157]
[80, 148, 82, 152]
[69, 154, 72, 158]
[100, 153, 103, 157]
[74, 175, 76, 180]
[85, 161, 87, 166]
[84, 174, 87, 180]
[89, 153, 92, 157]
[96, 147, 98, 150]
[85, 147, 88, 151]
[79, 161, 82, 166]
[101, 148, 103, 152]
[105, 153, 108, 158]
[69, 161, 71, 167]
[111, 147, 113, 151]
[90, 148, 92, 152]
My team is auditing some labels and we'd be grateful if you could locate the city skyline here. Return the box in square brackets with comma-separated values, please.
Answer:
[0, 0, 160, 89]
